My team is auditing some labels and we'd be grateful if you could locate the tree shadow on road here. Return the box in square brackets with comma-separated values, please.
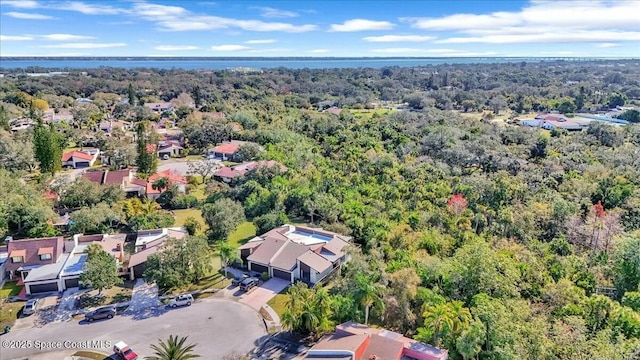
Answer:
[120, 305, 169, 321]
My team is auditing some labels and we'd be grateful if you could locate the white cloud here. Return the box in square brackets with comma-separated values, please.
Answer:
[210, 44, 252, 51]
[40, 33, 94, 41]
[132, 3, 317, 33]
[155, 45, 200, 51]
[55, 1, 126, 15]
[363, 35, 435, 42]
[245, 39, 277, 44]
[0, 35, 34, 41]
[370, 47, 497, 56]
[596, 43, 621, 48]
[253, 6, 298, 18]
[0, 0, 39, 9]
[41, 42, 127, 49]
[309, 49, 330, 53]
[4, 11, 53, 19]
[330, 19, 395, 32]
[437, 30, 640, 44]
[403, 1, 640, 44]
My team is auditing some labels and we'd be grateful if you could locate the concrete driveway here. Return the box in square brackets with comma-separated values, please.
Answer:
[1, 298, 266, 360]
[157, 159, 191, 176]
[123, 279, 160, 314]
[239, 278, 290, 311]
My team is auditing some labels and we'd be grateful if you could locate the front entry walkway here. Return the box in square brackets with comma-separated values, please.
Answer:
[239, 278, 289, 311]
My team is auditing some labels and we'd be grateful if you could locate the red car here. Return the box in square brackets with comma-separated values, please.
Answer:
[113, 341, 138, 360]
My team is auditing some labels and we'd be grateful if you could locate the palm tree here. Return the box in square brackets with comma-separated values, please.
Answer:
[448, 300, 472, 335]
[145, 335, 200, 360]
[152, 177, 170, 192]
[355, 273, 385, 325]
[218, 243, 235, 278]
[140, 198, 160, 216]
[422, 303, 454, 347]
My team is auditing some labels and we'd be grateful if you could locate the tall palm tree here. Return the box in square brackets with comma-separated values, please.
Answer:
[145, 335, 200, 360]
[422, 303, 454, 347]
[448, 300, 472, 335]
[218, 243, 235, 278]
[355, 273, 385, 325]
[140, 198, 160, 216]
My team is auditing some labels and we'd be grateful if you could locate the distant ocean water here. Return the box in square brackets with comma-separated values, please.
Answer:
[0, 57, 607, 70]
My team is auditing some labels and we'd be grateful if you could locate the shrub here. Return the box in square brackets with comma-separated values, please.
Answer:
[261, 272, 269, 281]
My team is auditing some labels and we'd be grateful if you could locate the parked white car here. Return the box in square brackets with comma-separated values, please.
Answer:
[168, 294, 194, 308]
[23, 299, 39, 315]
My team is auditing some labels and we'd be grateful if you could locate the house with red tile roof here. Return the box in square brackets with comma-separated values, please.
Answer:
[61, 149, 99, 169]
[239, 224, 350, 284]
[305, 321, 448, 360]
[146, 170, 188, 200]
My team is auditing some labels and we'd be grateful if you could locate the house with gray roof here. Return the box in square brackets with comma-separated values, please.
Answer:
[239, 225, 351, 284]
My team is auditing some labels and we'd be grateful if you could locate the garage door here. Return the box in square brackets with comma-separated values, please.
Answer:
[75, 161, 90, 168]
[273, 269, 291, 281]
[250, 263, 268, 274]
[28, 282, 59, 294]
[64, 278, 79, 288]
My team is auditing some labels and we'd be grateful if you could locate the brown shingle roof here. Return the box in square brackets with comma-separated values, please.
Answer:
[105, 169, 131, 185]
[322, 237, 350, 255]
[310, 333, 368, 353]
[83, 171, 105, 184]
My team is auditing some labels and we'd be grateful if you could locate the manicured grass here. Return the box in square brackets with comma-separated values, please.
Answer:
[227, 221, 256, 249]
[266, 288, 290, 318]
[0, 282, 23, 298]
[188, 183, 207, 201]
[0, 302, 23, 329]
[77, 281, 134, 308]
[173, 208, 207, 235]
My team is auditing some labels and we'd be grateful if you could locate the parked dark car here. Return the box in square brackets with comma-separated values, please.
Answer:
[85, 306, 116, 322]
[239, 277, 260, 291]
[232, 273, 250, 287]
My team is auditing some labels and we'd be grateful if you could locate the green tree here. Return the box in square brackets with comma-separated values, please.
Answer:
[128, 83, 136, 107]
[456, 320, 486, 360]
[33, 122, 62, 176]
[201, 198, 246, 241]
[183, 217, 201, 236]
[144, 236, 213, 290]
[218, 242, 236, 278]
[354, 273, 385, 325]
[613, 235, 640, 299]
[282, 283, 334, 337]
[80, 244, 122, 295]
[146, 335, 200, 360]
[136, 121, 158, 177]
[615, 109, 640, 123]
[608, 93, 626, 108]
[0, 105, 10, 131]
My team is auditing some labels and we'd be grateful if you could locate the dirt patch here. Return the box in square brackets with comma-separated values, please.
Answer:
[259, 307, 273, 321]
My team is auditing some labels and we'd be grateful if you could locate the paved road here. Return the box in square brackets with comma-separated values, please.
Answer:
[158, 159, 191, 176]
[1, 298, 266, 360]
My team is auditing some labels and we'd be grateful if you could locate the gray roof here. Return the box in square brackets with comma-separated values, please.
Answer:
[270, 241, 309, 271]
[24, 253, 70, 283]
[298, 251, 333, 273]
[247, 237, 287, 265]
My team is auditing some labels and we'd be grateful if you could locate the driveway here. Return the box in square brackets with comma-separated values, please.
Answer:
[123, 279, 160, 314]
[239, 278, 290, 311]
[157, 159, 191, 176]
[1, 298, 266, 360]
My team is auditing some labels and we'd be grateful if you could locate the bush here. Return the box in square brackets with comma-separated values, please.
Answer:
[253, 211, 288, 235]
[184, 216, 201, 236]
[261, 272, 269, 281]
[171, 195, 199, 209]
[622, 292, 640, 312]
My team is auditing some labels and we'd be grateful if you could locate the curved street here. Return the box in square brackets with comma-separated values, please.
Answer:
[1, 298, 267, 360]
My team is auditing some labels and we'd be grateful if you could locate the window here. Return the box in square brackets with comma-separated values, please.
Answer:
[39, 253, 52, 261]
[11, 256, 23, 263]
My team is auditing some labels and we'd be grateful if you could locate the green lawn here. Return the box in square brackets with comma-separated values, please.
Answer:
[173, 208, 207, 235]
[267, 288, 290, 318]
[0, 282, 23, 298]
[77, 281, 134, 309]
[227, 221, 256, 249]
[188, 183, 207, 201]
[0, 302, 23, 329]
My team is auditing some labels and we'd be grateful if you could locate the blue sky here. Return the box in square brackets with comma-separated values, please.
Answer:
[0, 0, 639, 57]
